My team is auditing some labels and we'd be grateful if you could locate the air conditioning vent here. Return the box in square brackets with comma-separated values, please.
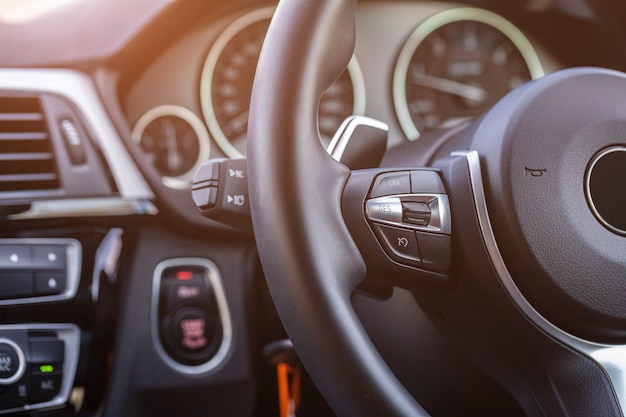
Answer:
[0, 96, 59, 192]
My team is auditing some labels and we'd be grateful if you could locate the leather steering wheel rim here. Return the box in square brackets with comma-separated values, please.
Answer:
[247, 0, 430, 415]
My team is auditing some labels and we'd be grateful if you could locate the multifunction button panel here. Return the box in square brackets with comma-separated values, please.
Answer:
[152, 258, 232, 374]
[0, 239, 81, 306]
[0, 324, 80, 414]
[366, 170, 451, 273]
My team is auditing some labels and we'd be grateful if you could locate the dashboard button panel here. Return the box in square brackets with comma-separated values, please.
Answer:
[0, 239, 81, 306]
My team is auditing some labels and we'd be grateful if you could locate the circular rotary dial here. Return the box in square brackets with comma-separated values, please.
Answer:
[393, 7, 544, 141]
[132, 105, 211, 189]
[201, 6, 365, 158]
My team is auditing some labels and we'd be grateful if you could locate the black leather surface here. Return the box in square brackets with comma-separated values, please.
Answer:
[247, 0, 430, 415]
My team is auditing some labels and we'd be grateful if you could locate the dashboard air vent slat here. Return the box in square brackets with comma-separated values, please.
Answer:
[0, 96, 59, 192]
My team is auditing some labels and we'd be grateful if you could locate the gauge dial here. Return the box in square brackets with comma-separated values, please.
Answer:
[393, 7, 544, 141]
[201, 6, 365, 158]
[132, 105, 211, 189]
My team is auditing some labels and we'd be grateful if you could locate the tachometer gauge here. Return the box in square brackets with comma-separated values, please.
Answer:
[201, 6, 366, 158]
[393, 7, 544, 141]
[132, 105, 211, 189]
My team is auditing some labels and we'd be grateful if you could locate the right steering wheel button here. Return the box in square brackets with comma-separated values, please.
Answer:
[370, 171, 410, 198]
[374, 225, 421, 267]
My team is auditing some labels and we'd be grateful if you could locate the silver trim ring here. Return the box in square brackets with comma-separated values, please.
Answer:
[131, 105, 211, 189]
[150, 258, 233, 375]
[393, 7, 545, 141]
[0, 338, 25, 385]
[200, 6, 366, 159]
[584, 146, 626, 236]
[454, 150, 626, 415]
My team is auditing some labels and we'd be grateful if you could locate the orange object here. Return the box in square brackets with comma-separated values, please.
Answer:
[277, 363, 301, 417]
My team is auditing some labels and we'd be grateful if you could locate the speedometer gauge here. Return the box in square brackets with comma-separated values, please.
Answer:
[393, 7, 544, 141]
[201, 6, 366, 158]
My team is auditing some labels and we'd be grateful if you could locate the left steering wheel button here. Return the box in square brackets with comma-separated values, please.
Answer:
[374, 225, 421, 267]
[365, 197, 403, 224]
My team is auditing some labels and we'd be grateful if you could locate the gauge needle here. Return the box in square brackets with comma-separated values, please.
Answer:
[411, 71, 487, 103]
[164, 119, 182, 171]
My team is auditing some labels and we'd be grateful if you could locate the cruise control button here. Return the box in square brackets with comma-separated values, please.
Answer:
[402, 201, 431, 226]
[370, 171, 411, 198]
[410, 170, 446, 194]
[374, 225, 421, 267]
[416, 232, 451, 273]
[365, 197, 403, 225]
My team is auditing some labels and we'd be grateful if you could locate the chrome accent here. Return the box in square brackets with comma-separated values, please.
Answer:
[91, 228, 123, 304]
[366, 194, 451, 234]
[393, 7, 545, 141]
[455, 149, 626, 415]
[7, 197, 157, 220]
[0, 323, 80, 415]
[365, 197, 404, 225]
[0, 239, 81, 306]
[200, 6, 366, 159]
[0, 338, 25, 385]
[131, 105, 212, 190]
[327, 115, 388, 162]
[151, 258, 233, 375]
[584, 146, 626, 236]
[0, 69, 153, 200]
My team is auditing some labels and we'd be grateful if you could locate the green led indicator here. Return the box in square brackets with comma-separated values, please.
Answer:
[39, 365, 54, 373]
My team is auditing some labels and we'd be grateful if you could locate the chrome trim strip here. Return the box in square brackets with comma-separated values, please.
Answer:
[0, 323, 80, 415]
[327, 115, 388, 162]
[91, 228, 124, 304]
[0, 238, 81, 307]
[0, 69, 153, 200]
[7, 197, 157, 220]
[366, 193, 451, 235]
[150, 258, 233, 375]
[454, 150, 626, 415]
[584, 146, 626, 236]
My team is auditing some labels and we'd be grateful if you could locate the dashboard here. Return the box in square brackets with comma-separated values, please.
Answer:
[124, 1, 568, 188]
[0, 0, 624, 416]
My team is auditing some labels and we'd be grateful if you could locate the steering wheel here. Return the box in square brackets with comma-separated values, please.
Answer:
[247, 0, 626, 416]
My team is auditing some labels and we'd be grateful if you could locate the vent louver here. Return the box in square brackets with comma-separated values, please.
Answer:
[0, 96, 59, 192]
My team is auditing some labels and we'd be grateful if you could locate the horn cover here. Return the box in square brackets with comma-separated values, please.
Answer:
[470, 68, 626, 343]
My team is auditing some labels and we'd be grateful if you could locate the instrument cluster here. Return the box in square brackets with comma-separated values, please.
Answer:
[124, 1, 563, 188]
